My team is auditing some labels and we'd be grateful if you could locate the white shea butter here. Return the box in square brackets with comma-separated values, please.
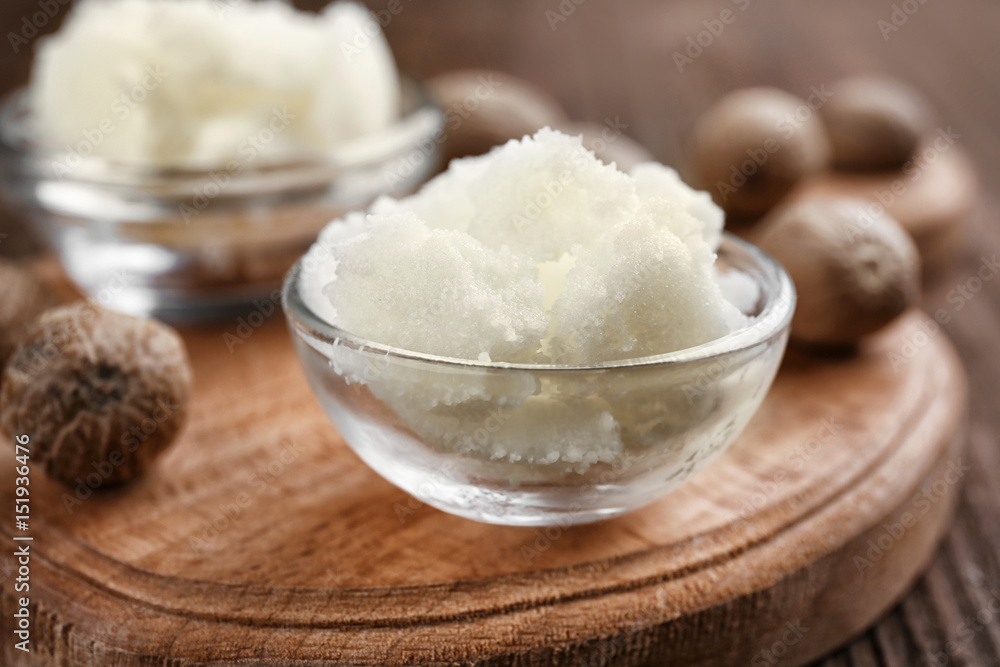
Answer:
[304, 128, 748, 364]
[30, 0, 400, 166]
[302, 128, 762, 470]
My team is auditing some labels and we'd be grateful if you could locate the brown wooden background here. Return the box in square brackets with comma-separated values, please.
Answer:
[2, 1, 999, 664]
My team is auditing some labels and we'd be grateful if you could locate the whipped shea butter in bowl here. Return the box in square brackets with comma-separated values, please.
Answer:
[0, 0, 442, 321]
[284, 128, 795, 526]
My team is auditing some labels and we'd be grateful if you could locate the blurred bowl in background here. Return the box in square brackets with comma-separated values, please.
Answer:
[0, 78, 443, 322]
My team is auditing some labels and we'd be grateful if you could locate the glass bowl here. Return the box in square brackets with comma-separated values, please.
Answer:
[0, 79, 443, 322]
[283, 234, 795, 526]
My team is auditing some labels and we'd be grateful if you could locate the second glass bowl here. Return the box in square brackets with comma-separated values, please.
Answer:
[283, 234, 795, 526]
[0, 79, 443, 322]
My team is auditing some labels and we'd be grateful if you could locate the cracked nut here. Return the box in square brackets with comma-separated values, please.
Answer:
[0, 302, 192, 486]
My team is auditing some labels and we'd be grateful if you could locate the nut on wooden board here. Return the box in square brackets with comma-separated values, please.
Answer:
[820, 75, 934, 172]
[427, 68, 568, 164]
[689, 87, 830, 219]
[0, 302, 192, 486]
[756, 197, 921, 347]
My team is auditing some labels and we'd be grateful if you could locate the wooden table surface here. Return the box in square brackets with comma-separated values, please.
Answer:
[1, 0, 999, 665]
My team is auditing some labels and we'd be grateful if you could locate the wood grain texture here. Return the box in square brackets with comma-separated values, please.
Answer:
[0, 310, 966, 665]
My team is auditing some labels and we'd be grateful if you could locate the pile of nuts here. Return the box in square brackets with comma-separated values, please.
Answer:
[0, 261, 191, 487]
[756, 198, 920, 347]
[688, 76, 936, 349]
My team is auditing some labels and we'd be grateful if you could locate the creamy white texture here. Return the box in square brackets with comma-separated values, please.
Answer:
[30, 0, 400, 166]
[303, 128, 749, 365]
[298, 128, 771, 471]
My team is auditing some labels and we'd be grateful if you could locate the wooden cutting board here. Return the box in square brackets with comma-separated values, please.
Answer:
[0, 309, 966, 666]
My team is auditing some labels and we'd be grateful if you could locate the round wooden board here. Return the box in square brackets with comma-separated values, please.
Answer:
[0, 310, 966, 666]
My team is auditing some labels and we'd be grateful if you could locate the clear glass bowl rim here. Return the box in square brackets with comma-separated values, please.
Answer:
[0, 75, 442, 190]
[283, 232, 796, 372]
